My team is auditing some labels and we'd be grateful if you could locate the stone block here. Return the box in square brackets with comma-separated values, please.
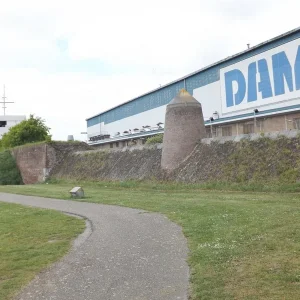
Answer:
[69, 186, 85, 198]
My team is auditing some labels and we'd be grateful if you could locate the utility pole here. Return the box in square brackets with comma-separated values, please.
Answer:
[0, 85, 14, 115]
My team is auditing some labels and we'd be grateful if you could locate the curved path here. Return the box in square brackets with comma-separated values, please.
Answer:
[0, 193, 189, 300]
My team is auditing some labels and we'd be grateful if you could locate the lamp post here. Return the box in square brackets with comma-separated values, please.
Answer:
[212, 111, 219, 120]
[209, 117, 214, 137]
[253, 109, 259, 133]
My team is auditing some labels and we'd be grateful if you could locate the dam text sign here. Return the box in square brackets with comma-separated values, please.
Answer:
[220, 38, 300, 114]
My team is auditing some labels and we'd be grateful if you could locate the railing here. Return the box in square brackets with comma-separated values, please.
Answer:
[88, 127, 164, 143]
[87, 128, 164, 145]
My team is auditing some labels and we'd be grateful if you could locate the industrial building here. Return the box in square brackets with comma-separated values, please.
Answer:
[86, 27, 300, 148]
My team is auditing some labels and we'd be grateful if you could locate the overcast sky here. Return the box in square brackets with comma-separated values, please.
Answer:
[1, 0, 300, 140]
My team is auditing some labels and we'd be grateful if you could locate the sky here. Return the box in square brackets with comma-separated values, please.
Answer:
[1, 0, 300, 141]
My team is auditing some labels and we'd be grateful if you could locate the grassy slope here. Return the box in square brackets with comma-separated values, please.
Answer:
[0, 202, 85, 300]
[1, 181, 300, 299]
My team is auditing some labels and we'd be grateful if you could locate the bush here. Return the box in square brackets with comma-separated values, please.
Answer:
[1, 115, 50, 149]
[145, 134, 164, 145]
[0, 151, 23, 185]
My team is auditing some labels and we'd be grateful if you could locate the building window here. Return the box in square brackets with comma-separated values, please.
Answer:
[243, 122, 254, 134]
[122, 141, 127, 147]
[221, 126, 232, 137]
[116, 142, 119, 147]
[0, 121, 7, 127]
[110, 143, 113, 148]
[293, 118, 300, 130]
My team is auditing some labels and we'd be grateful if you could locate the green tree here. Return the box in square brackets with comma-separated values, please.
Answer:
[1, 115, 51, 149]
[145, 133, 164, 144]
[0, 150, 23, 184]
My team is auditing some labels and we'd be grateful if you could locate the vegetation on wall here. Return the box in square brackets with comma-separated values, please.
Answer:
[223, 135, 300, 183]
[6, 132, 300, 186]
[0, 150, 23, 185]
[145, 133, 163, 144]
[42, 134, 300, 184]
[169, 134, 300, 184]
[1, 115, 51, 149]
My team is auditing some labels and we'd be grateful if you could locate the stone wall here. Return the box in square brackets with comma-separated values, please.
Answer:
[51, 144, 163, 181]
[50, 133, 300, 184]
[11, 131, 300, 185]
[170, 132, 300, 183]
[11, 143, 48, 184]
[11, 142, 91, 184]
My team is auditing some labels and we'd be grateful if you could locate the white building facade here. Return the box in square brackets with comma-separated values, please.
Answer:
[0, 115, 26, 139]
[86, 27, 300, 147]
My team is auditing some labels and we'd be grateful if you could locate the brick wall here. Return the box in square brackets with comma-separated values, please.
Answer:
[11, 142, 91, 184]
[11, 133, 300, 185]
[210, 112, 300, 137]
[50, 132, 300, 184]
[11, 144, 47, 184]
[51, 144, 163, 181]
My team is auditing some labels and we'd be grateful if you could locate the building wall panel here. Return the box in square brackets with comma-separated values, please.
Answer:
[87, 29, 300, 141]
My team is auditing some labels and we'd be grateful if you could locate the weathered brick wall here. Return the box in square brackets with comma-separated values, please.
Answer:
[170, 133, 300, 183]
[161, 103, 206, 171]
[11, 132, 300, 185]
[50, 134, 300, 184]
[11, 144, 47, 184]
[11, 142, 91, 184]
[51, 144, 163, 181]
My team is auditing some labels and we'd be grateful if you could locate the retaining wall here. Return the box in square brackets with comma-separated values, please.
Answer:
[11, 142, 91, 184]
[11, 131, 300, 184]
[51, 132, 300, 184]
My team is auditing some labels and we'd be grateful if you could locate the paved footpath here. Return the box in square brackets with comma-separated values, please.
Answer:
[0, 193, 189, 300]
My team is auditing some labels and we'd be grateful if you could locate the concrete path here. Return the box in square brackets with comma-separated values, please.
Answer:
[0, 193, 189, 300]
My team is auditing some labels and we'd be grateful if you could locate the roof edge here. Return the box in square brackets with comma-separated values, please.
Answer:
[86, 26, 300, 121]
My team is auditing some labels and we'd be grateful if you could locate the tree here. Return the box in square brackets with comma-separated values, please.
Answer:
[145, 133, 164, 145]
[0, 150, 23, 184]
[1, 115, 51, 148]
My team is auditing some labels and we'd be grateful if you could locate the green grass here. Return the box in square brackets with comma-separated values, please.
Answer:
[1, 180, 300, 299]
[0, 202, 85, 300]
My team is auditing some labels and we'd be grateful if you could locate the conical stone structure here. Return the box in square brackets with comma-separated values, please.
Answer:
[161, 89, 206, 171]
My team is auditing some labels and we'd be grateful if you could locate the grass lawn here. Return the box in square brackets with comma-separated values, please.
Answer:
[1, 181, 300, 299]
[0, 201, 85, 300]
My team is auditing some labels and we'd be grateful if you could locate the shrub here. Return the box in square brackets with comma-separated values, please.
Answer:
[146, 134, 164, 145]
[1, 115, 50, 149]
[0, 151, 23, 185]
